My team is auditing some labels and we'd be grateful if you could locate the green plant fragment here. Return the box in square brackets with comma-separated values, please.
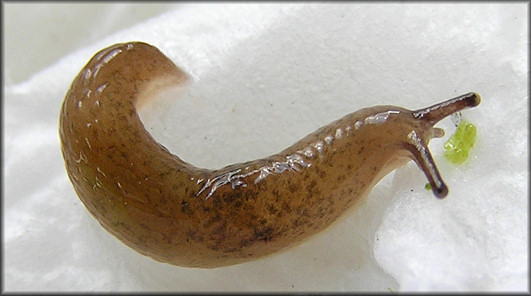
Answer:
[444, 121, 477, 165]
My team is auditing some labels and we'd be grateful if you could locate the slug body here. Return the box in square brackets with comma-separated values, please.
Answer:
[59, 42, 481, 268]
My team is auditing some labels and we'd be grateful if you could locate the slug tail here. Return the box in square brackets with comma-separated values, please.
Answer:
[413, 92, 481, 125]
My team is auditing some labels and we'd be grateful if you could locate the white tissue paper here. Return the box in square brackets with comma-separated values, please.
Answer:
[4, 3, 528, 292]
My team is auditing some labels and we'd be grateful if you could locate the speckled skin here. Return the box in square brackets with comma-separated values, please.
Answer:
[59, 42, 480, 268]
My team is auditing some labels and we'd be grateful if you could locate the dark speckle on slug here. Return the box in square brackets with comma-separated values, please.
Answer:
[59, 41, 480, 268]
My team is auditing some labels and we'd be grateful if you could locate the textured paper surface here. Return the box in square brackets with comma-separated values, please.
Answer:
[4, 3, 528, 292]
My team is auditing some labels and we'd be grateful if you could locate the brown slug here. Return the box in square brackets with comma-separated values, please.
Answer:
[59, 41, 481, 268]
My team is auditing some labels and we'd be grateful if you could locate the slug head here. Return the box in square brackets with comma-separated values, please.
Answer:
[404, 92, 481, 198]
[358, 93, 480, 199]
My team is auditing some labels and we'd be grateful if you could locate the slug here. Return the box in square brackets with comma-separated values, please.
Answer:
[59, 41, 481, 268]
